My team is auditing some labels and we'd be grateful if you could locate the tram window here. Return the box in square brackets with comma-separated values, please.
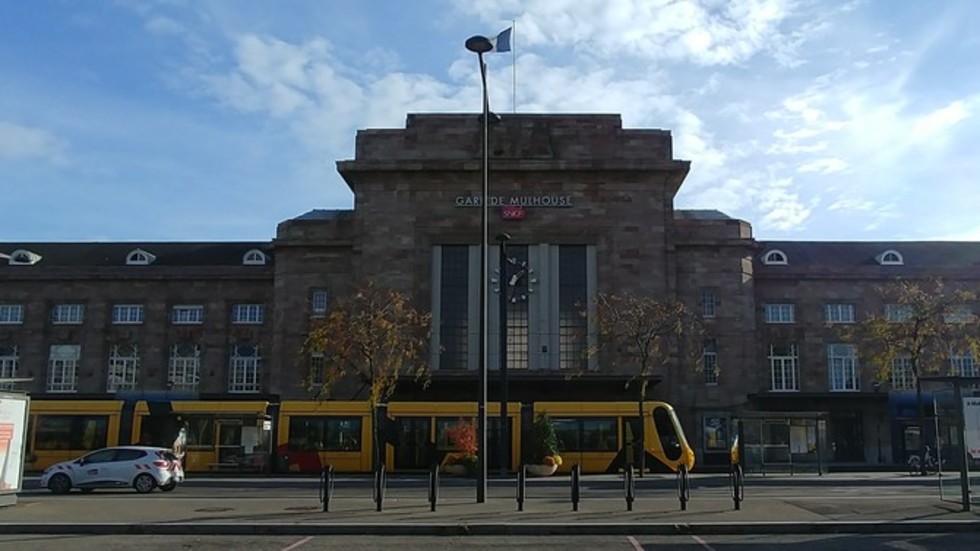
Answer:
[551, 417, 617, 452]
[288, 416, 361, 452]
[185, 417, 215, 446]
[34, 415, 108, 450]
[436, 417, 475, 452]
[653, 407, 683, 461]
[581, 418, 617, 451]
[553, 418, 580, 451]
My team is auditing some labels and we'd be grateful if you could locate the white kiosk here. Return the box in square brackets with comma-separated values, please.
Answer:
[0, 387, 30, 507]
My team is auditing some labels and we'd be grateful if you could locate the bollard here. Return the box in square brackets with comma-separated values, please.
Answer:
[677, 465, 689, 511]
[517, 464, 526, 511]
[429, 462, 439, 512]
[374, 463, 387, 512]
[571, 464, 581, 511]
[625, 466, 635, 512]
[320, 465, 335, 512]
[732, 463, 744, 511]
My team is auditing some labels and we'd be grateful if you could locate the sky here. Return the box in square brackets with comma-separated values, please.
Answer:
[2, 0, 979, 243]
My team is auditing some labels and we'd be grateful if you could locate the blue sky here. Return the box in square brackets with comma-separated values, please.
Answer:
[2, 0, 978, 242]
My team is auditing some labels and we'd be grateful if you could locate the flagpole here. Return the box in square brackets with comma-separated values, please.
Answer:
[512, 19, 517, 113]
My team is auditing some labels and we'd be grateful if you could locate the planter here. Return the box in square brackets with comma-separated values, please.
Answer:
[526, 464, 558, 477]
[442, 464, 468, 476]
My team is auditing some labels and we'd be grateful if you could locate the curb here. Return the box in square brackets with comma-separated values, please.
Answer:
[1, 521, 979, 536]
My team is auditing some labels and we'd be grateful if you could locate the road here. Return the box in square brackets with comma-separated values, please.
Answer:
[1, 533, 977, 551]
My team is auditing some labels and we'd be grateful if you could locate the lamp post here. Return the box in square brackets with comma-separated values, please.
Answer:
[496, 232, 511, 476]
[465, 34, 493, 504]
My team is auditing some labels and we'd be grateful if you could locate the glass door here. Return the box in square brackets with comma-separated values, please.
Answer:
[217, 420, 244, 466]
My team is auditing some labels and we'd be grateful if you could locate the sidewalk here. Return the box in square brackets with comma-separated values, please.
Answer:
[2, 472, 978, 536]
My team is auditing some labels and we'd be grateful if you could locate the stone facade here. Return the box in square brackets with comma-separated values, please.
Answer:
[3, 114, 979, 467]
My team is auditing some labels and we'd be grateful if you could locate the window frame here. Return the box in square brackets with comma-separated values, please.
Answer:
[106, 344, 140, 393]
[824, 303, 855, 324]
[47, 344, 81, 393]
[112, 304, 144, 325]
[0, 305, 24, 324]
[828, 343, 860, 391]
[764, 303, 795, 324]
[51, 304, 85, 325]
[769, 343, 799, 392]
[229, 344, 262, 393]
[171, 305, 204, 325]
[702, 339, 718, 385]
[232, 304, 264, 325]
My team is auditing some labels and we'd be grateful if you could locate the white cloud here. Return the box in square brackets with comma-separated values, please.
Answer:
[797, 157, 847, 174]
[0, 121, 67, 163]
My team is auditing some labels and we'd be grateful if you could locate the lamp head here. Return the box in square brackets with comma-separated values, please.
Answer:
[496, 233, 511, 242]
[465, 35, 494, 54]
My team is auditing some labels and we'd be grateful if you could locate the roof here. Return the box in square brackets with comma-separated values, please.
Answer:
[293, 209, 354, 221]
[755, 241, 980, 277]
[0, 242, 273, 267]
[674, 209, 733, 220]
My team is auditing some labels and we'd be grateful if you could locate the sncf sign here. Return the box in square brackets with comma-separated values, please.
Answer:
[501, 205, 526, 220]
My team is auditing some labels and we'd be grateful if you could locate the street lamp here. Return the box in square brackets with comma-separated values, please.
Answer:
[465, 33, 493, 504]
[496, 232, 511, 476]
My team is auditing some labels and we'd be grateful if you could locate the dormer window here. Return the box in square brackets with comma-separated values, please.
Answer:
[8, 249, 42, 266]
[126, 248, 156, 265]
[876, 249, 904, 266]
[762, 249, 788, 265]
[243, 249, 267, 266]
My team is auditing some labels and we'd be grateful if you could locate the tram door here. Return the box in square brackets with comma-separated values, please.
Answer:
[393, 417, 430, 470]
[621, 417, 643, 467]
[487, 417, 513, 472]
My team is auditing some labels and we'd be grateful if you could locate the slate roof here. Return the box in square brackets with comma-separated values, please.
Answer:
[755, 241, 980, 278]
[0, 242, 273, 267]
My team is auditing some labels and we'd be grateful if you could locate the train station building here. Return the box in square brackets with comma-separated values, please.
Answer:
[2, 113, 979, 470]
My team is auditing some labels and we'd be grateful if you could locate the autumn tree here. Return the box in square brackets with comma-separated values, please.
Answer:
[588, 292, 704, 474]
[302, 281, 431, 469]
[842, 277, 978, 474]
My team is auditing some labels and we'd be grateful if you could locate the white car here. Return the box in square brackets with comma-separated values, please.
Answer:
[40, 446, 184, 494]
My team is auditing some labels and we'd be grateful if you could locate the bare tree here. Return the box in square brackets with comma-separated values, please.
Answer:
[302, 281, 431, 469]
[588, 292, 704, 474]
[842, 277, 978, 474]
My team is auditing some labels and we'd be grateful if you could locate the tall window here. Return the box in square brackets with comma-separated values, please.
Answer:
[52, 304, 84, 324]
[47, 344, 80, 393]
[168, 344, 200, 391]
[107, 344, 140, 393]
[702, 339, 718, 384]
[505, 245, 531, 370]
[172, 305, 204, 324]
[764, 303, 794, 323]
[112, 304, 144, 324]
[309, 351, 325, 386]
[0, 345, 18, 390]
[701, 289, 716, 319]
[825, 303, 855, 324]
[828, 343, 859, 391]
[439, 246, 469, 370]
[0, 305, 23, 324]
[892, 357, 915, 390]
[229, 344, 261, 393]
[311, 290, 328, 318]
[951, 352, 977, 377]
[232, 304, 264, 324]
[558, 245, 587, 370]
[769, 343, 799, 391]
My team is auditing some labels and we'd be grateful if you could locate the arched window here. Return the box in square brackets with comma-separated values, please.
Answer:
[8, 249, 42, 265]
[876, 249, 904, 266]
[126, 249, 156, 265]
[243, 249, 267, 265]
[762, 249, 788, 265]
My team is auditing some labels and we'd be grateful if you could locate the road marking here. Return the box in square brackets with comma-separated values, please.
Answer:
[280, 536, 313, 551]
[885, 539, 929, 551]
[691, 535, 717, 551]
[626, 535, 643, 551]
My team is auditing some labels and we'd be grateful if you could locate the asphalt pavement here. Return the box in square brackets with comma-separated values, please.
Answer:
[1, 471, 978, 536]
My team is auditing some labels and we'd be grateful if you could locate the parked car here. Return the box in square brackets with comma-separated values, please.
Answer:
[40, 446, 184, 494]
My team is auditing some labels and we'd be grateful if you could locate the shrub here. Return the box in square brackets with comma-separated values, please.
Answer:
[529, 413, 560, 464]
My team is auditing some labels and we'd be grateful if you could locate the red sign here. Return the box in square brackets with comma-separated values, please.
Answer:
[501, 205, 526, 220]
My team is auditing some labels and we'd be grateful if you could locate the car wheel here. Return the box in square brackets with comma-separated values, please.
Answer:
[133, 473, 156, 494]
[159, 480, 177, 492]
[48, 474, 72, 495]
[80, 488, 95, 494]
